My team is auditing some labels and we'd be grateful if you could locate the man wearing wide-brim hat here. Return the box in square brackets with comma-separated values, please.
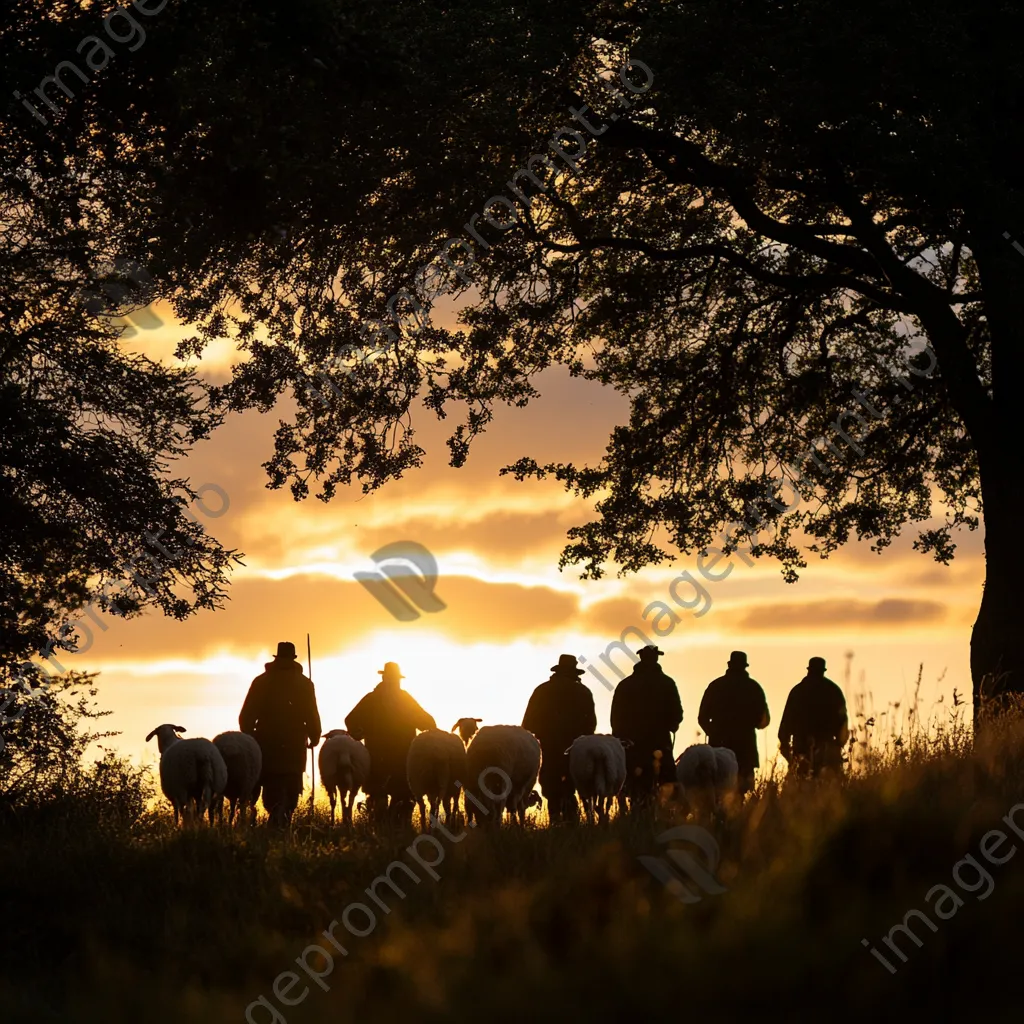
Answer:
[240, 641, 322, 827]
[610, 645, 683, 810]
[345, 661, 436, 824]
[522, 654, 597, 822]
[778, 656, 849, 778]
[697, 651, 771, 795]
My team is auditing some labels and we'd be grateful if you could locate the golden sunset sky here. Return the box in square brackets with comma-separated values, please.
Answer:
[59, 298, 983, 776]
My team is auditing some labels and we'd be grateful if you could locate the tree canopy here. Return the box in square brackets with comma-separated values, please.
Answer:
[1, 0, 241, 672]
[3, 0, 1022, 710]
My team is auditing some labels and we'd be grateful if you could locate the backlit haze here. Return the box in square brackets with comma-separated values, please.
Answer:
[61, 299, 982, 776]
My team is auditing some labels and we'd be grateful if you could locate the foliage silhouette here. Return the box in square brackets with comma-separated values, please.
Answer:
[2, 0, 1020, 711]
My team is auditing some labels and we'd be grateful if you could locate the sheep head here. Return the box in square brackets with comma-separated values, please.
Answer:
[452, 717, 482, 744]
[145, 724, 186, 753]
[322, 729, 351, 740]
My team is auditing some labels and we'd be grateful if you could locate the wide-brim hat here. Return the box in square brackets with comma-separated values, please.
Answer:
[550, 653, 585, 675]
[728, 650, 748, 667]
[274, 641, 298, 660]
[378, 661, 405, 679]
[638, 645, 665, 658]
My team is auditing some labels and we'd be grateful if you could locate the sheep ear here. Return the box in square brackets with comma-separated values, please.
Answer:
[473, 718, 482, 722]
[173, 725, 186, 733]
[145, 728, 158, 742]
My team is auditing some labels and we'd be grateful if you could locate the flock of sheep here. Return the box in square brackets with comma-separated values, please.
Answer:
[145, 725, 263, 826]
[145, 719, 742, 828]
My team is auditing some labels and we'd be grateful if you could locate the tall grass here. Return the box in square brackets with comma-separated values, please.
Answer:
[3, 678, 1024, 1023]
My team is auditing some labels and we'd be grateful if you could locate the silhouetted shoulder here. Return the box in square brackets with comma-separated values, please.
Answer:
[824, 678, 847, 703]
[611, 674, 639, 697]
[782, 680, 808, 706]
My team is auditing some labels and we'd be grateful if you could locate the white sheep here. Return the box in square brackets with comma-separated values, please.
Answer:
[567, 734, 630, 824]
[406, 728, 468, 829]
[145, 724, 229, 826]
[675, 743, 739, 819]
[463, 725, 542, 826]
[212, 731, 262, 826]
[318, 729, 371, 826]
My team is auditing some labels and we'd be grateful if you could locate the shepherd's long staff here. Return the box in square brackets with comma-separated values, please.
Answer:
[308, 632, 315, 839]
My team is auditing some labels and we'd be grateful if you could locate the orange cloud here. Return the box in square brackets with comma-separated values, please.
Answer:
[579, 597, 650, 636]
[730, 597, 947, 632]
[69, 573, 581, 668]
[238, 505, 584, 571]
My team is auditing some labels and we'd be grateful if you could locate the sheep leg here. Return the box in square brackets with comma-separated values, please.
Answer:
[328, 789, 336, 826]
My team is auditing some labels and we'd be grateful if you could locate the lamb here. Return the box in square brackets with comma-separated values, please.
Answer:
[463, 725, 542, 826]
[145, 724, 229, 826]
[406, 728, 468, 829]
[452, 717, 482, 745]
[318, 729, 371, 826]
[212, 731, 262, 826]
[675, 743, 739, 819]
[567, 734, 630, 824]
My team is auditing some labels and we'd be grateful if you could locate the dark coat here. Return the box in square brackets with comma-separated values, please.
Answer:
[778, 674, 848, 769]
[697, 670, 770, 777]
[610, 662, 683, 753]
[345, 682, 436, 787]
[239, 660, 322, 775]
[522, 671, 597, 776]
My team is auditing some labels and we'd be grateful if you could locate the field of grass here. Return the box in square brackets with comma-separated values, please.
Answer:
[3, 685, 1024, 1023]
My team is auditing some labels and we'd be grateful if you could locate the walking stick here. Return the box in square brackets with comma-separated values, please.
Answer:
[308, 633, 315, 839]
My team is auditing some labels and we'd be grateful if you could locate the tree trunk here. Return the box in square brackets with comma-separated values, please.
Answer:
[969, 223, 1024, 726]
[970, 433, 1024, 725]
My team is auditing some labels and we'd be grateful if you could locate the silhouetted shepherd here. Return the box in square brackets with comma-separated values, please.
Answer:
[239, 641, 322, 827]
[778, 656, 850, 777]
[698, 650, 770, 794]
[610, 645, 683, 809]
[345, 661, 436, 823]
[522, 654, 597, 822]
